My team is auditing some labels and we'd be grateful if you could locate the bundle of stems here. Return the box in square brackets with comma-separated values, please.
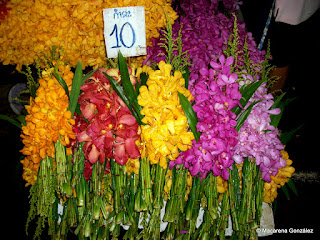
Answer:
[163, 165, 187, 222]
[229, 158, 264, 240]
[110, 159, 135, 238]
[140, 157, 153, 212]
[183, 175, 202, 239]
[36, 156, 56, 217]
[217, 192, 230, 240]
[55, 139, 72, 197]
[74, 143, 86, 208]
[72, 142, 85, 188]
[196, 173, 219, 239]
[137, 163, 167, 239]
[205, 173, 219, 222]
[26, 155, 57, 239]
[91, 162, 104, 220]
[162, 165, 189, 239]
[152, 163, 167, 209]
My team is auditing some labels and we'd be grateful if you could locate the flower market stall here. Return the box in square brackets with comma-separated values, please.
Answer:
[0, 0, 296, 239]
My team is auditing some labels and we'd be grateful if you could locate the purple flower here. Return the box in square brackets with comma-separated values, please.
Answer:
[233, 83, 286, 182]
[146, 0, 281, 182]
[170, 53, 241, 180]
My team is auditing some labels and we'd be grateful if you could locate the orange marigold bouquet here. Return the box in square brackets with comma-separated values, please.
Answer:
[0, 0, 177, 70]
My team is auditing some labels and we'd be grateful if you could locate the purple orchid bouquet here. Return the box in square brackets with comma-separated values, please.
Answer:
[170, 54, 241, 180]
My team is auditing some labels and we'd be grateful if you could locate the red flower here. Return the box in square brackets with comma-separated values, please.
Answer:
[73, 67, 140, 179]
[84, 161, 92, 181]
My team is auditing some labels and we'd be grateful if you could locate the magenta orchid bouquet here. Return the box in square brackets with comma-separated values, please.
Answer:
[170, 55, 241, 180]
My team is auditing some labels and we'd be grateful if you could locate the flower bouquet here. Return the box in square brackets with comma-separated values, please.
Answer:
[2, 1, 297, 240]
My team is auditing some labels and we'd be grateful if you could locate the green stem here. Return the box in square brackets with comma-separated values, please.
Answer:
[140, 157, 153, 211]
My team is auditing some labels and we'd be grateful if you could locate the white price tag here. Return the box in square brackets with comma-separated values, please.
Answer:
[103, 6, 147, 58]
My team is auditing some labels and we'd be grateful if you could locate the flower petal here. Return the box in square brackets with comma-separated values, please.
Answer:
[88, 144, 100, 164]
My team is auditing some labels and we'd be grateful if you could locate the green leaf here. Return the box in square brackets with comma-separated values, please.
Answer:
[233, 79, 264, 116]
[54, 72, 70, 99]
[118, 51, 144, 121]
[118, 51, 137, 99]
[182, 66, 190, 89]
[81, 68, 99, 85]
[178, 92, 200, 142]
[235, 100, 261, 131]
[17, 115, 26, 127]
[0, 114, 21, 129]
[271, 92, 286, 109]
[103, 72, 142, 125]
[287, 178, 298, 197]
[135, 78, 141, 97]
[269, 92, 285, 128]
[30, 84, 37, 99]
[281, 178, 298, 200]
[279, 124, 303, 145]
[270, 96, 295, 128]
[74, 103, 81, 116]
[281, 184, 290, 200]
[140, 72, 148, 86]
[69, 61, 82, 116]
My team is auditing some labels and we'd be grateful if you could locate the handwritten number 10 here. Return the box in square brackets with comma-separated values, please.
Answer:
[110, 22, 136, 49]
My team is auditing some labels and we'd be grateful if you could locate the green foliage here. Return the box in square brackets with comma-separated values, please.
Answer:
[69, 61, 83, 117]
[224, 15, 275, 88]
[26, 157, 57, 240]
[104, 57, 118, 69]
[19, 64, 39, 99]
[158, 13, 191, 73]
[178, 92, 200, 142]
[0, 114, 22, 129]
[224, 14, 242, 67]
[103, 52, 144, 125]
[40, 45, 65, 69]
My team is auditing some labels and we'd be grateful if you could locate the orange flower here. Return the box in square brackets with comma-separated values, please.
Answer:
[20, 61, 76, 186]
[0, 0, 178, 70]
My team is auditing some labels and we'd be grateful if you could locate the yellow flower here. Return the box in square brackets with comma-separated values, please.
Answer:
[132, 64, 153, 79]
[263, 149, 295, 203]
[125, 158, 140, 175]
[138, 61, 194, 169]
[217, 176, 228, 194]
